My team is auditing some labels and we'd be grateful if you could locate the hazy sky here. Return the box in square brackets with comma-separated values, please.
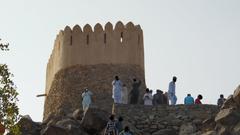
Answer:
[1, 0, 240, 121]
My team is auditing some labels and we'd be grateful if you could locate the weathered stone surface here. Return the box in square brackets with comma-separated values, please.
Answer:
[81, 107, 110, 134]
[179, 123, 196, 135]
[233, 122, 240, 134]
[115, 104, 218, 135]
[72, 108, 84, 120]
[201, 130, 217, 135]
[221, 95, 237, 109]
[215, 108, 240, 125]
[41, 125, 68, 135]
[55, 118, 79, 129]
[152, 129, 176, 135]
[233, 85, 240, 106]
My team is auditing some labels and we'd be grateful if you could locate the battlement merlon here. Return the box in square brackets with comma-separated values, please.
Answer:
[45, 21, 145, 94]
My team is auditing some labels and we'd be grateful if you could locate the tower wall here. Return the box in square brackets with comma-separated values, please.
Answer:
[45, 21, 144, 94]
[44, 21, 145, 119]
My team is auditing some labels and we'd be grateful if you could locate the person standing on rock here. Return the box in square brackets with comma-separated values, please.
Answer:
[129, 78, 141, 104]
[184, 94, 194, 105]
[168, 76, 177, 105]
[112, 76, 123, 104]
[82, 87, 93, 116]
[195, 94, 203, 104]
[163, 92, 169, 105]
[143, 88, 153, 105]
[153, 89, 164, 105]
[104, 115, 117, 135]
[121, 84, 129, 104]
[217, 94, 226, 107]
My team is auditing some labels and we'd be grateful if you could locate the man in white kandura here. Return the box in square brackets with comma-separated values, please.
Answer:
[168, 76, 177, 105]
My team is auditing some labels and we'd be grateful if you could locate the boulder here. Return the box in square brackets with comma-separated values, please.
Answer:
[55, 118, 79, 128]
[72, 108, 84, 120]
[215, 108, 240, 125]
[17, 117, 41, 135]
[81, 107, 110, 134]
[221, 95, 237, 109]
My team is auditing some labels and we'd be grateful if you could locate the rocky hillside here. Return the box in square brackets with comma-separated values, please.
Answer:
[16, 104, 218, 135]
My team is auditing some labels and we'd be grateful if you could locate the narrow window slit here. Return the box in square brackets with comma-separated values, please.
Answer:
[120, 32, 123, 43]
[70, 36, 72, 45]
[87, 35, 89, 45]
[104, 33, 107, 44]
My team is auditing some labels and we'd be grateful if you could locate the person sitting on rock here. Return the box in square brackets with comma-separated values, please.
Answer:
[153, 89, 164, 105]
[112, 76, 123, 104]
[81, 87, 93, 116]
[184, 94, 194, 105]
[119, 126, 133, 135]
[195, 94, 203, 104]
[121, 84, 129, 104]
[143, 88, 153, 105]
[129, 78, 141, 104]
[116, 116, 124, 134]
[104, 114, 117, 135]
[217, 94, 226, 107]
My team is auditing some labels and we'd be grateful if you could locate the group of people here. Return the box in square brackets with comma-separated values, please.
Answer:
[104, 115, 133, 135]
[112, 76, 141, 104]
[184, 93, 226, 107]
[82, 75, 227, 115]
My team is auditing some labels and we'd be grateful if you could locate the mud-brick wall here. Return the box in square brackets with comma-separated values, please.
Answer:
[115, 104, 219, 135]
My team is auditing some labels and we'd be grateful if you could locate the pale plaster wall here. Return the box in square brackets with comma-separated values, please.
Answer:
[45, 21, 144, 94]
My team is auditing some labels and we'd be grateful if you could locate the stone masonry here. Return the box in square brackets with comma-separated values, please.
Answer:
[115, 104, 219, 135]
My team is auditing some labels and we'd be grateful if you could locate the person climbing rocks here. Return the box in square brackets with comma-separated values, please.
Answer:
[82, 87, 93, 116]
[129, 78, 141, 104]
[217, 94, 226, 107]
[168, 76, 177, 105]
[104, 114, 117, 135]
[121, 84, 129, 104]
[112, 76, 123, 104]
[143, 88, 153, 105]
[184, 94, 194, 105]
[195, 94, 203, 104]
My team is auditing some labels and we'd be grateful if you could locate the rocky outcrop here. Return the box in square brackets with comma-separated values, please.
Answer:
[44, 64, 146, 120]
[81, 107, 110, 134]
[17, 107, 110, 135]
[212, 85, 240, 135]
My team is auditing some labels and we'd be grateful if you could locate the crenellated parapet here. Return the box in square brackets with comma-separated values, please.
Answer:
[45, 21, 144, 94]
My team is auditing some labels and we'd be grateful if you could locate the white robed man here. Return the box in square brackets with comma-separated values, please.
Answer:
[168, 76, 177, 105]
[82, 87, 93, 116]
[112, 76, 123, 104]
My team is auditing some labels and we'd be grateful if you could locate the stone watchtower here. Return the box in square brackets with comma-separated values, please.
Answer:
[43, 21, 146, 119]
